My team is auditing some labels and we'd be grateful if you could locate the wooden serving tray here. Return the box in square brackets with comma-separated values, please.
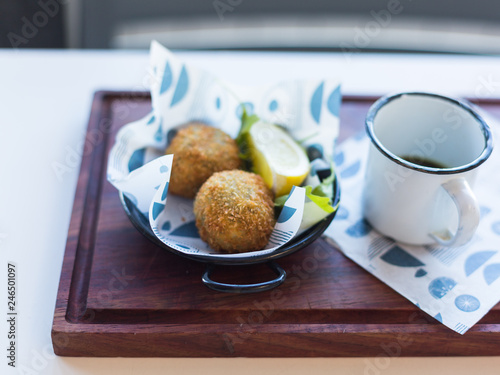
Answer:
[52, 92, 500, 357]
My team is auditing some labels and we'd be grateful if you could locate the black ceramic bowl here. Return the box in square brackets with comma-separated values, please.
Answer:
[120, 170, 340, 293]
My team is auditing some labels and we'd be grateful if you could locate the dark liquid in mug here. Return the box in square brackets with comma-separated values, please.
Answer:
[399, 155, 448, 169]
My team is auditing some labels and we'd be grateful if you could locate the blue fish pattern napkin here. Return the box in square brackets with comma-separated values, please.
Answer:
[107, 41, 341, 259]
[325, 116, 500, 334]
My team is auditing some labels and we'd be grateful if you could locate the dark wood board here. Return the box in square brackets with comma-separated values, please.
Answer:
[52, 91, 500, 357]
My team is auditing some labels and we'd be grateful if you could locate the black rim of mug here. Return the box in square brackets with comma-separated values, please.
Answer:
[365, 92, 493, 175]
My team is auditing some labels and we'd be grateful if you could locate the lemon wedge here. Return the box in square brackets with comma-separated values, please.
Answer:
[248, 121, 310, 197]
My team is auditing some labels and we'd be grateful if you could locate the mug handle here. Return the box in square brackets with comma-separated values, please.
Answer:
[429, 178, 480, 247]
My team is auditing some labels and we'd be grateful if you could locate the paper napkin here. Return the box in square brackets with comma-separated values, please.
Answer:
[107, 41, 342, 259]
[325, 117, 500, 334]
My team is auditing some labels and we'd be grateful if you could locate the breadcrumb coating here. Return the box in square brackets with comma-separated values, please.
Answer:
[165, 123, 241, 198]
[194, 170, 276, 253]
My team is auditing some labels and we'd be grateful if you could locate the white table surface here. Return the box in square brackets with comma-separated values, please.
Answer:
[1, 48, 500, 374]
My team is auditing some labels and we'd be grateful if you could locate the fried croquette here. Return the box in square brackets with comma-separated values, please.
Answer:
[194, 170, 276, 253]
[165, 123, 241, 198]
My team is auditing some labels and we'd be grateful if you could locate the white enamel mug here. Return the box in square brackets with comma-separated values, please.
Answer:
[363, 92, 493, 246]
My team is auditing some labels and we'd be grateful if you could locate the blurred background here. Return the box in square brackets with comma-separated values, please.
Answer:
[1, 0, 500, 54]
